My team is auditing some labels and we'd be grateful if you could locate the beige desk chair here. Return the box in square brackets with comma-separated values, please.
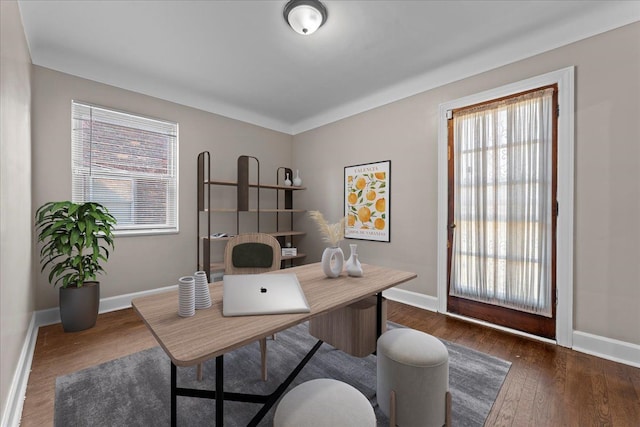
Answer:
[197, 233, 281, 382]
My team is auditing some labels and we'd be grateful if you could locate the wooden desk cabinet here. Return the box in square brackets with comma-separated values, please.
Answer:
[309, 295, 387, 357]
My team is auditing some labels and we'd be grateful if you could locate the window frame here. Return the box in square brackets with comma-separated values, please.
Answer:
[71, 101, 179, 236]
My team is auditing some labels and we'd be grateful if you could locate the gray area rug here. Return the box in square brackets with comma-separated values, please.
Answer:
[55, 322, 510, 426]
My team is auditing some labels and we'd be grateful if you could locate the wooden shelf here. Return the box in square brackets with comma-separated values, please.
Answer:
[283, 253, 306, 261]
[208, 262, 225, 274]
[202, 231, 306, 241]
[203, 254, 305, 274]
[197, 152, 307, 280]
[269, 231, 306, 238]
[204, 208, 306, 213]
[204, 236, 232, 241]
[205, 179, 306, 191]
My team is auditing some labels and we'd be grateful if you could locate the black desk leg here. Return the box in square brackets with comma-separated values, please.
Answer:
[171, 362, 177, 427]
[216, 355, 224, 426]
[376, 292, 383, 339]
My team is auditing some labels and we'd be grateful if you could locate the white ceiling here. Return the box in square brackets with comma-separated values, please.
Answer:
[17, 1, 640, 135]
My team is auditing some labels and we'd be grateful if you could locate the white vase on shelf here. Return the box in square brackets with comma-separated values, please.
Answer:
[345, 244, 363, 277]
[284, 172, 292, 186]
[321, 246, 344, 278]
[293, 169, 302, 186]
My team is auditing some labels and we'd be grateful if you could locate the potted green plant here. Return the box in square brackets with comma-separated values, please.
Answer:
[35, 201, 116, 332]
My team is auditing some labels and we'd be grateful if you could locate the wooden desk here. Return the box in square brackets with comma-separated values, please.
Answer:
[132, 262, 416, 426]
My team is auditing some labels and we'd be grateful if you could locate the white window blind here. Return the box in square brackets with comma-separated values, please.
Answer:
[72, 101, 178, 235]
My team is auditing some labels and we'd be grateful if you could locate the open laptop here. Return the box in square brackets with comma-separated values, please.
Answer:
[222, 273, 310, 316]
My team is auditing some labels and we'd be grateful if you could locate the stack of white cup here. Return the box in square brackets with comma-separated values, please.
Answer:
[178, 276, 195, 317]
[194, 271, 212, 309]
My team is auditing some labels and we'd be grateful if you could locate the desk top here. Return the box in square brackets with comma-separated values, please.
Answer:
[132, 263, 416, 366]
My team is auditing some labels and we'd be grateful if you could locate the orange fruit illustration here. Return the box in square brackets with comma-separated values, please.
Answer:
[348, 192, 358, 205]
[355, 177, 367, 190]
[357, 206, 371, 223]
[366, 190, 376, 201]
[375, 172, 386, 180]
[374, 218, 385, 230]
[348, 214, 356, 227]
[375, 198, 386, 212]
[348, 175, 353, 183]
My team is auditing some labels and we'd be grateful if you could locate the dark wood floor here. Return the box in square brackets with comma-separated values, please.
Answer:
[21, 301, 640, 426]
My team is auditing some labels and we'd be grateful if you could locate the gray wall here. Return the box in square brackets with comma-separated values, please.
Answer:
[32, 67, 293, 309]
[2, 9, 638, 421]
[0, 0, 34, 419]
[292, 22, 640, 345]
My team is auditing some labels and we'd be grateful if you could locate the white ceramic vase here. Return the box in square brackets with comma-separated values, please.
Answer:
[194, 271, 212, 309]
[178, 276, 195, 317]
[293, 169, 302, 186]
[345, 243, 363, 277]
[284, 172, 292, 186]
[321, 247, 344, 278]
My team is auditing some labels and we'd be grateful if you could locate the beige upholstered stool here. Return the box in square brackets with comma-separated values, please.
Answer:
[377, 328, 451, 427]
[274, 378, 376, 427]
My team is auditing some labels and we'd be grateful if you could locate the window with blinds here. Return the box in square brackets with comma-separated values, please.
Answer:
[71, 101, 178, 235]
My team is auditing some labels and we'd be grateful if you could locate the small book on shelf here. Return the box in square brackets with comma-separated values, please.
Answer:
[281, 247, 297, 257]
[210, 233, 234, 239]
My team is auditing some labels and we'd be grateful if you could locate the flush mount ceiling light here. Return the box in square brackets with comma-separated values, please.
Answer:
[283, 0, 327, 35]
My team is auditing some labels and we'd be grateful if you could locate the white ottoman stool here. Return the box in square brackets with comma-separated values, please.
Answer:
[377, 328, 450, 427]
[274, 378, 376, 427]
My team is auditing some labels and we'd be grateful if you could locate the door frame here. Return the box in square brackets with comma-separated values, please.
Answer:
[436, 67, 575, 347]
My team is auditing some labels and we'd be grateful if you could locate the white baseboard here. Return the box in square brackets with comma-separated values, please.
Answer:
[5, 285, 177, 426]
[5, 285, 639, 426]
[572, 331, 640, 368]
[34, 284, 178, 327]
[383, 287, 640, 367]
[1, 314, 38, 427]
[383, 287, 439, 311]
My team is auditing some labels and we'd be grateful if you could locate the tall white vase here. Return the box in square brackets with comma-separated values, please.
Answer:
[345, 243, 363, 277]
[194, 271, 212, 309]
[321, 247, 344, 278]
[178, 276, 195, 317]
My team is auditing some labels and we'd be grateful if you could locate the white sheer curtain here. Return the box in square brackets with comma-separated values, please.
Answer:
[450, 88, 554, 316]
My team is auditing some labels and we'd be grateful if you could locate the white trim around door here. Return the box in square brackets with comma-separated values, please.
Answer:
[437, 66, 575, 347]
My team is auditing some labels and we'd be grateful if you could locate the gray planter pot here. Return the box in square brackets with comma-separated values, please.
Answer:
[59, 281, 100, 332]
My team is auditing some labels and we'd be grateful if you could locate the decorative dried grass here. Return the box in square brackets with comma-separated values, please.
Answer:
[308, 210, 345, 247]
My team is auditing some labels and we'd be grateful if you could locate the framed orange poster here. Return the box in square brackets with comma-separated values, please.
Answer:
[344, 160, 390, 242]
